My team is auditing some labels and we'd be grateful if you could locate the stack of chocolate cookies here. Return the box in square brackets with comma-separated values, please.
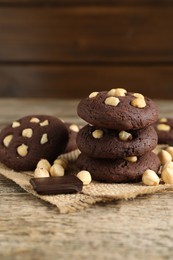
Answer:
[76, 89, 160, 183]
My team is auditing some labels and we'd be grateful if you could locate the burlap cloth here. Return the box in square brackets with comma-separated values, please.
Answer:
[0, 146, 173, 214]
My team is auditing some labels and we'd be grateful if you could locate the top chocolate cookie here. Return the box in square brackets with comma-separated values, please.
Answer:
[77, 89, 159, 130]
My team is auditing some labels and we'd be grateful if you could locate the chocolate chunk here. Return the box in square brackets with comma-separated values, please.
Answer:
[30, 175, 83, 195]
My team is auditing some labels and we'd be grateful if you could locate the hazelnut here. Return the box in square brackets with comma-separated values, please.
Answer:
[53, 158, 68, 170]
[12, 121, 21, 128]
[104, 97, 120, 106]
[156, 124, 171, 132]
[158, 150, 172, 164]
[17, 144, 28, 157]
[92, 129, 104, 139]
[34, 167, 50, 178]
[125, 156, 138, 163]
[50, 164, 65, 177]
[142, 169, 160, 186]
[22, 128, 33, 138]
[162, 161, 173, 171]
[40, 133, 48, 144]
[40, 120, 49, 126]
[107, 88, 127, 97]
[77, 170, 92, 185]
[69, 124, 79, 133]
[119, 131, 132, 141]
[165, 146, 173, 159]
[37, 159, 51, 171]
[89, 92, 99, 98]
[159, 118, 168, 123]
[161, 162, 173, 184]
[132, 93, 144, 99]
[131, 97, 146, 108]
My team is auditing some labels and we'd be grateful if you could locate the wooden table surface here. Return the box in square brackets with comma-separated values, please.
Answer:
[0, 98, 173, 260]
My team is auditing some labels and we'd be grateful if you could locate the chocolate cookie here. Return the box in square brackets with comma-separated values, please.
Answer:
[77, 90, 159, 130]
[154, 118, 173, 145]
[77, 152, 160, 183]
[0, 115, 69, 171]
[77, 124, 158, 159]
[64, 123, 79, 153]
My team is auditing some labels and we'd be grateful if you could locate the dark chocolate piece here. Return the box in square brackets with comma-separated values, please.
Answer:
[30, 175, 83, 195]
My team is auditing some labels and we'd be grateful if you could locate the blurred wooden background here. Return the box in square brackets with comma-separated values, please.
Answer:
[0, 0, 173, 99]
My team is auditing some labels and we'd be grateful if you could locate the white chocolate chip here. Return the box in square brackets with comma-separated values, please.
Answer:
[159, 118, 168, 123]
[40, 120, 49, 126]
[40, 133, 48, 144]
[125, 156, 138, 163]
[77, 170, 92, 185]
[107, 88, 127, 97]
[142, 169, 160, 186]
[132, 93, 144, 99]
[119, 131, 132, 141]
[37, 159, 51, 171]
[131, 97, 146, 108]
[34, 167, 50, 178]
[30, 117, 40, 123]
[12, 121, 21, 128]
[92, 129, 104, 139]
[50, 164, 65, 177]
[158, 150, 172, 164]
[165, 146, 173, 159]
[3, 135, 13, 147]
[17, 144, 28, 157]
[161, 162, 173, 184]
[104, 97, 120, 106]
[156, 124, 171, 132]
[22, 128, 33, 138]
[69, 124, 79, 133]
[54, 158, 68, 170]
[89, 92, 99, 98]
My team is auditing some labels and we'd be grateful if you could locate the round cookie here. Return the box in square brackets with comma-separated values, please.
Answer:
[77, 152, 160, 183]
[0, 115, 69, 171]
[77, 124, 158, 159]
[77, 90, 159, 130]
[64, 123, 79, 153]
[154, 118, 173, 145]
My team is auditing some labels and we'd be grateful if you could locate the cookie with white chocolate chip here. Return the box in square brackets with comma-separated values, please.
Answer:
[154, 118, 173, 145]
[77, 152, 160, 183]
[64, 123, 79, 153]
[77, 124, 158, 159]
[0, 115, 68, 171]
[77, 90, 159, 130]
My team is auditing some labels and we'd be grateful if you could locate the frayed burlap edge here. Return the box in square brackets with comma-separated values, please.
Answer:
[0, 165, 173, 214]
[0, 145, 173, 214]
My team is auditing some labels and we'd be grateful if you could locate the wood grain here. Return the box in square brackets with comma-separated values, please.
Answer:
[0, 0, 173, 5]
[0, 98, 173, 259]
[0, 185, 173, 260]
[0, 1, 172, 98]
[0, 6, 172, 62]
[0, 65, 172, 99]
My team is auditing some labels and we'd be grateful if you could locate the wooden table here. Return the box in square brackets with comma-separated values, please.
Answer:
[0, 98, 173, 260]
